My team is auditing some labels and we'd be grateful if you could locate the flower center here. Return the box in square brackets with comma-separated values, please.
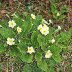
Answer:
[29, 48, 32, 51]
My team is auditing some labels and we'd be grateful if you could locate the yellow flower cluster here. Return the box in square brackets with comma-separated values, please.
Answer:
[7, 20, 22, 46]
[6, 14, 53, 59]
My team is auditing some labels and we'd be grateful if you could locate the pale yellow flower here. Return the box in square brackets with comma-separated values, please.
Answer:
[37, 24, 42, 31]
[38, 24, 49, 36]
[31, 14, 36, 19]
[27, 46, 35, 54]
[57, 12, 60, 16]
[8, 20, 16, 28]
[45, 50, 52, 58]
[43, 24, 49, 30]
[40, 27, 49, 36]
[58, 25, 61, 30]
[7, 38, 15, 45]
[17, 26, 22, 33]
[51, 38, 55, 44]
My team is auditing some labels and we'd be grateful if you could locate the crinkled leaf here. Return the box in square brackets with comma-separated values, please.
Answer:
[57, 31, 71, 43]
[50, 45, 62, 62]
[35, 51, 42, 62]
[20, 53, 33, 63]
[37, 34, 47, 51]
[37, 60, 48, 72]
[31, 31, 39, 48]
[23, 64, 32, 72]
[0, 27, 15, 38]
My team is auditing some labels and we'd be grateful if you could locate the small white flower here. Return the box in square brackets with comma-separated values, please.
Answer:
[7, 38, 15, 45]
[27, 46, 35, 54]
[43, 24, 49, 30]
[57, 12, 60, 16]
[58, 25, 61, 30]
[38, 24, 49, 36]
[49, 19, 53, 24]
[45, 50, 52, 58]
[17, 26, 22, 33]
[51, 38, 55, 44]
[31, 14, 36, 19]
[8, 20, 16, 28]
[37, 24, 42, 30]
[40, 27, 49, 36]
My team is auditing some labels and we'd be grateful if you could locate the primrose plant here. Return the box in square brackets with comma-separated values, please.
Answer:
[50, 0, 68, 20]
[0, 13, 71, 72]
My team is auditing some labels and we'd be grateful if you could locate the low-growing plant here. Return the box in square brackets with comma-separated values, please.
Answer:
[0, 13, 72, 72]
[50, 0, 68, 20]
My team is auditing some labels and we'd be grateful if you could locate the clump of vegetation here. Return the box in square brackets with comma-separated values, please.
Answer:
[0, 12, 72, 72]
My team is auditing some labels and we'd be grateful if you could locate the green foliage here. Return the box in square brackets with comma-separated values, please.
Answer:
[37, 60, 48, 72]
[0, 27, 15, 38]
[0, 13, 71, 72]
[0, 44, 6, 53]
[31, 31, 39, 47]
[50, 45, 62, 62]
[35, 50, 42, 62]
[50, 0, 67, 20]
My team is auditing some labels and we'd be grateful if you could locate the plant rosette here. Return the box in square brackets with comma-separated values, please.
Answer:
[0, 13, 71, 72]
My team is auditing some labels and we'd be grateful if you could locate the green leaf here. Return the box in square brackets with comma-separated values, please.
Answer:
[37, 60, 48, 72]
[20, 53, 33, 63]
[50, 0, 57, 14]
[31, 31, 39, 48]
[60, 5, 68, 14]
[0, 20, 8, 27]
[37, 34, 47, 51]
[50, 45, 62, 62]
[0, 44, 6, 53]
[9, 47, 21, 57]
[52, 53, 62, 63]
[13, 15, 24, 26]
[21, 20, 32, 35]
[0, 27, 15, 38]
[35, 51, 42, 62]
[48, 67, 55, 72]
[45, 27, 55, 42]
[31, 15, 42, 31]
[31, 62, 43, 72]
[47, 58, 56, 67]
[57, 31, 71, 43]
[23, 64, 32, 72]
[37, 34, 45, 45]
